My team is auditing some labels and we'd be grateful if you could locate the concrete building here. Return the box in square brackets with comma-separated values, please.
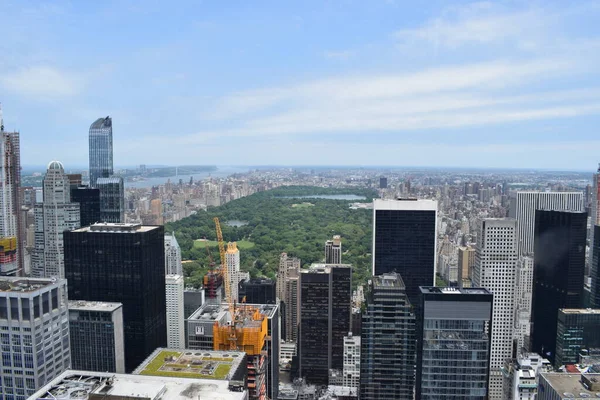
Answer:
[68, 300, 125, 373]
[360, 273, 415, 400]
[150, 198, 163, 225]
[165, 232, 182, 276]
[183, 286, 204, 318]
[592, 224, 600, 308]
[416, 286, 493, 400]
[166, 274, 185, 349]
[0, 277, 70, 399]
[97, 177, 125, 223]
[372, 199, 437, 307]
[89, 116, 113, 188]
[299, 264, 352, 385]
[325, 235, 342, 264]
[555, 308, 600, 368]
[226, 242, 246, 302]
[590, 166, 600, 280]
[514, 256, 534, 352]
[278, 253, 301, 342]
[457, 245, 475, 284]
[501, 353, 552, 400]
[32, 161, 80, 278]
[342, 333, 360, 390]
[30, 370, 249, 400]
[473, 218, 518, 400]
[537, 372, 600, 400]
[508, 191, 584, 255]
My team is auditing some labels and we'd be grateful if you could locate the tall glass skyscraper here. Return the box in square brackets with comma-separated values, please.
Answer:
[89, 116, 113, 188]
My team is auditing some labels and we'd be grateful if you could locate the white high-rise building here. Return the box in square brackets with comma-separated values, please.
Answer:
[343, 333, 360, 390]
[164, 233, 182, 276]
[514, 256, 534, 352]
[0, 277, 70, 398]
[32, 161, 80, 278]
[473, 218, 518, 400]
[277, 253, 301, 342]
[165, 274, 185, 349]
[502, 353, 552, 400]
[509, 191, 584, 255]
[226, 242, 247, 302]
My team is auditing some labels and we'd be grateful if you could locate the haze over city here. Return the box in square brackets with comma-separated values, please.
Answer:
[2, 0, 600, 169]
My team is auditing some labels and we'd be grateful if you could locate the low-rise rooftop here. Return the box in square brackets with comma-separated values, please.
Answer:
[72, 222, 158, 233]
[68, 300, 122, 312]
[540, 372, 600, 398]
[0, 277, 62, 292]
[420, 286, 491, 296]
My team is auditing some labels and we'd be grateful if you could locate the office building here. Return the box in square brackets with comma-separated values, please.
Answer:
[360, 273, 415, 400]
[165, 274, 185, 349]
[70, 185, 100, 227]
[226, 242, 249, 303]
[372, 199, 437, 306]
[97, 176, 125, 223]
[165, 232, 182, 275]
[150, 198, 163, 225]
[239, 277, 276, 304]
[473, 218, 518, 399]
[590, 166, 600, 279]
[298, 264, 352, 385]
[32, 161, 81, 278]
[555, 308, 600, 368]
[379, 177, 387, 189]
[277, 253, 300, 342]
[342, 333, 360, 390]
[537, 372, 600, 400]
[501, 353, 552, 400]
[531, 210, 587, 363]
[64, 223, 166, 372]
[30, 370, 249, 400]
[514, 256, 534, 352]
[183, 286, 204, 318]
[0, 277, 70, 399]
[0, 111, 21, 275]
[508, 191, 584, 255]
[416, 286, 493, 400]
[457, 245, 475, 284]
[89, 116, 113, 188]
[592, 225, 600, 308]
[325, 235, 342, 264]
[68, 300, 125, 373]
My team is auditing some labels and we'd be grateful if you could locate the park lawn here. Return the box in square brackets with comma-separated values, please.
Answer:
[193, 239, 255, 250]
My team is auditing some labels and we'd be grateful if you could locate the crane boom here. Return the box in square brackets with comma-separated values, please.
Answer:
[214, 217, 237, 350]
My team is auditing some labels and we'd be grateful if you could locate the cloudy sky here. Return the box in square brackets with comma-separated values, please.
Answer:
[1, 0, 600, 170]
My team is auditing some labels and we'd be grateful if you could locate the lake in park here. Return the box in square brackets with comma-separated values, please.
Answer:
[281, 195, 367, 200]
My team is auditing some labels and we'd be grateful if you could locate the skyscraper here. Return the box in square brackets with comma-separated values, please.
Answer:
[416, 286, 493, 400]
[325, 235, 342, 264]
[64, 222, 167, 372]
[359, 273, 415, 400]
[592, 225, 600, 308]
[70, 185, 100, 227]
[68, 300, 125, 373]
[508, 191, 584, 255]
[226, 242, 247, 302]
[165, 274, 185, 349]
[531, 210, 587, 363]
[473, 218, 518, 400]
[298, 264, 351, 385]
[555, 308, 600, 368]
[0, 277, 70, 398]
[513, 256, 534, 353]
[32, 161, 80, 278]
[343, 333, 360, 390]
[277, 253, 301, 342]
[0, 107, 21, 276]
[164, 232, 182, 275]
[97, 176, 125, 223]
[89, 116, 113, 188]
[238, 277, 276, 304]
[372, 198, 437, 306]
[590, 166, 600, 276]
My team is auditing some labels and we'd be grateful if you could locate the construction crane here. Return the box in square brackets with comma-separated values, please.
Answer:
[214, 217, 237, 350]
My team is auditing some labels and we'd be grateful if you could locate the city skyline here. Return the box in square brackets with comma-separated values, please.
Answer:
[1, 1, 600, 169]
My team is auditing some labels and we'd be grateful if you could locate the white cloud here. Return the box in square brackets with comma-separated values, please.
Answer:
[0, 66, 84, 99]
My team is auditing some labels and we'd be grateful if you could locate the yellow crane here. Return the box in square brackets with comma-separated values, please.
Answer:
[214, 217, 238, 350]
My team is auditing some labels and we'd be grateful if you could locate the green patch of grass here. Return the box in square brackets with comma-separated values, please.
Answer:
[291, 202, 314, 208]
[143, 350, 182, 373]
[193, 239, 255, 250]
[140, 350, 232, 380]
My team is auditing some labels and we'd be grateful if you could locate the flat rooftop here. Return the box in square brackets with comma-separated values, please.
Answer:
[133, 348, 245, 381]
[373, 198, 437, 211]
[29, 370, 247, 400]
[188, 303, 278, 323]
[374, 273, 405, 288]
[72, 222, 158, 233]
[68, 300, 122, 312]
[560, 308, 600, 315]
[420, 286, 492, 296]
[0, 278, 62, 292]
[304, 264, 352, 274]
[541, 372, 600, 397]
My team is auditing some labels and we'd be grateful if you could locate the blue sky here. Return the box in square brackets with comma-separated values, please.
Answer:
[1, 0, 600, 170]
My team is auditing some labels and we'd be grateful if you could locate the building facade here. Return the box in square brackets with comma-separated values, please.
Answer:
[514, 256, 534, 352]
[165, 274, 185, 349]
[360, 273, 415, 400]
[342, 333, 360, 390]
[555, 308, 600, 368]
[89, 116, 113, 188]
[457, 245, 476, 284]
[416, 286, 493, 400]
[537, 373, 600, 400]
[372, 199, 437, 306]
[590, 166, 600, 280]
[277, 253, 301, 342]
[501, 353, 552, 400]
[164, 233, 182, 276]
[239, 277, 276, 304]
[64, 223, 167, 372]
[68, 300, 125, 373]
[298, 264, 352, 385]
[0, 277, 70, 399]
[70, 185, 100, 227]
[531, 210, 587, 363]
[592, 225, 600, 308]
[325, 235, 342, 264]
[472, 218, 518, 400]
[97, 177, 125, 223]
[32, 161, 80, 278]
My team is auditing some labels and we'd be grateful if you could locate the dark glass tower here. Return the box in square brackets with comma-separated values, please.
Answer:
[372, 199, 437, 307]
[416, 287, 493, 400]
[64, 223, 167, 372]
[97, 177, 125, 223]
[360, 273, 416, 400]
[238, 278, 276, 304]
[89, 116, 113, 188]
[555, 309, 600, 368]
[591, 225, 600, 308]
[531, 210, 587, 362]
[298, 264, 352, 385]
[70, 185, 100, 227]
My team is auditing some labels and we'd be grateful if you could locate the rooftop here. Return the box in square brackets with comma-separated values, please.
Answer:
[90, 116, 112, 130]
[304, 263, 352, 274]
[30, 370, 246, 400]
[133, 348, 245, 381]
[96, 176, 123, 185]
[560, 308, 600, 315]
[373, 198, 437, 211]
[420, 286, 492, 296]
[541, 372, 600, 398]
[72, 222, 159, 233]
[188, 303, 278, 323]
[0, 277, 63, 293]
[373, 273, 405, 289]
[68, 300, 122, 312]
